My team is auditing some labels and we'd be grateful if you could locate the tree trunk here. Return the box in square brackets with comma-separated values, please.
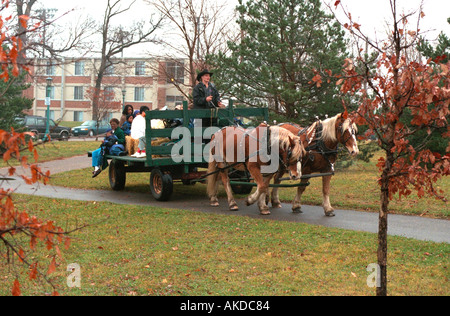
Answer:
[92, 72, 104, 121]
[377, 152, 392, 296]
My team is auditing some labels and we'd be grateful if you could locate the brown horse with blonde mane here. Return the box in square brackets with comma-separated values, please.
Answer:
[207, 124, 305, 215]
[271, 112, 359, 216]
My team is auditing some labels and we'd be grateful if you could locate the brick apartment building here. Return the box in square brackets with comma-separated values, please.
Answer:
[24, 58, 189, 122]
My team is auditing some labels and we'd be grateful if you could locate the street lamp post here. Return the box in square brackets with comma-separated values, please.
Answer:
[44, 77, 53, 142]
[122, 88, 126, 111]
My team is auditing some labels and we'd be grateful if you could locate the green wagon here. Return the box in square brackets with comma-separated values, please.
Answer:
[103, 100, 269, 201]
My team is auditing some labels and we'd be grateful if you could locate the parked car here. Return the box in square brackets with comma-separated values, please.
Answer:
[17, 115, 71, 141]
[71, 120, 111, 137]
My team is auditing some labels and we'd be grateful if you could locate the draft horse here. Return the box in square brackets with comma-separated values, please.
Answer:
[207, 124, 305, 215]
[271, 112, 359, 217]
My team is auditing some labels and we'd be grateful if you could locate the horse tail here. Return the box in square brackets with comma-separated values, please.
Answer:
[207, 134, 219, 198]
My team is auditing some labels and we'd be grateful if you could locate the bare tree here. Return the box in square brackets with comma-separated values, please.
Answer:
[13, 0, 96, 65]
[91, 0, 163, 121]
[148, 0, 238, 104]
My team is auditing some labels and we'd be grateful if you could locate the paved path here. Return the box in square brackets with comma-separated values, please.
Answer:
[1, 156, 449, 243]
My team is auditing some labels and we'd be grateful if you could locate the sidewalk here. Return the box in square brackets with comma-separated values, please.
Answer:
[1, 156, 449, 243]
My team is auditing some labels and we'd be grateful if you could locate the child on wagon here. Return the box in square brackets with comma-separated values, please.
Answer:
[91, 118, 126, 178]
[121, 114, 133, 136]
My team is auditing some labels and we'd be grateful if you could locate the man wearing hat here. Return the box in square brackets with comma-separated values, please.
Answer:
[193, 69, 225, 128]
[193, 69, 225, 108]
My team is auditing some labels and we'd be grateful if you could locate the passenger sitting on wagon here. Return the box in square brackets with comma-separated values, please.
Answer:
[121, 114, 133, 136]
[92, 118, 126, 178]
[193, 69, 226, 127]
[119, 104, 134, 126]
[130, 106, 150, 158]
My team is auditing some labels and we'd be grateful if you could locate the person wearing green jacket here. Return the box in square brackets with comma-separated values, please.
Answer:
[92, 118, 126, 178]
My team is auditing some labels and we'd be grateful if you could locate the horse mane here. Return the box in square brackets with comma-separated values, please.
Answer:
[320, 114, 357, 143]
[269, 126, 303, 161]
[321, 115, 339, 142]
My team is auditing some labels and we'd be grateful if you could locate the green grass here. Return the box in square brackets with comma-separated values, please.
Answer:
[1, 195, 448, 296]
[0, 141, 98, 168]
[60, 121, 82, 128]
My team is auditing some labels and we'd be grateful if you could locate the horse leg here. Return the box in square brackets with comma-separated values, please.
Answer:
[209, 174, 220, 207]
[210, 183, 220, 207]
[207, 162, 220, 207]
[292, 178, 309, 213]
[270, 178, 282, 208]
[245, 165, 263, 206]
[258, 176, 273, 215]
[245, 165, 270, 215]
[219, 169, 239, 211]
[322, 175, 335, 217]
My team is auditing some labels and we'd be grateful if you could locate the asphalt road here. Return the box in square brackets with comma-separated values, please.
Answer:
[1, 155, 449, 243]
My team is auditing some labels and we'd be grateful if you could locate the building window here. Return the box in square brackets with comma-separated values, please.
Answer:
[134, 87, 145, 102]
[166, 61, 184, 84]
[46, 61, 55, 76]
[75, 61, 85, 76]
[135, 61, 146, 76]
[166, 95, 184, 107]
[105, 64, 115, 76]
[104, 87, 115, 101]
[74, 111, 84, 122]
[74, 86, 84, 100]
[104, 112, 113, 122]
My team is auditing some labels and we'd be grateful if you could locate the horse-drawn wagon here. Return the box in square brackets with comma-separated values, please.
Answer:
[92, 100, 359, 216]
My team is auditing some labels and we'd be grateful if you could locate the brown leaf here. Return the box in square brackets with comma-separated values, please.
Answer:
[47, 257, 57, 275]
[12, 279, 21, 296]
[29, 263, 38, 280]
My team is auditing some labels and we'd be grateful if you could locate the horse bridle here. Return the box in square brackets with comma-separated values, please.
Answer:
[338, 121, 357, 148]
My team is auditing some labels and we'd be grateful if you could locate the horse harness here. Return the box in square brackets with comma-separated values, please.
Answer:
[201, 124, 299, 180]
[298, 120, 339, 172]
[241, 124, 300, 173]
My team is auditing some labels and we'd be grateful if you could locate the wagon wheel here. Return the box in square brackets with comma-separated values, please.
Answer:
[230, 170, 253, 195]
[150, 169, 173, 201]
[109, 160, 126, 191]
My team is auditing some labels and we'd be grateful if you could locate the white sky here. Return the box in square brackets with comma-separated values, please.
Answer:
[330, 0, 449, 42]
[25, 0, 450, 57]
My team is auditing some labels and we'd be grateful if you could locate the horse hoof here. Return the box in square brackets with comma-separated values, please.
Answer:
[245, 198, 252, 206]
[292, 208, 303, 214]
[229, 206, 239, 212]
[325, 211, 335, 217]
[272, 203, 282, 209]
[260, 208, 271, 215]
[210, 202, 219, 207]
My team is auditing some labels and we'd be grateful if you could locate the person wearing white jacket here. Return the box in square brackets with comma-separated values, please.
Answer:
[130, 106, 149, 158]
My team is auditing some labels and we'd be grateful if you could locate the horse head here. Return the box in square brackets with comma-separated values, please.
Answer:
[275, 126, 305, 180]
[336, 112, 359, 157]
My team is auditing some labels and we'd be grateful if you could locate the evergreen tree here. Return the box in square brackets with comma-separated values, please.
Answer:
[0, 71, 33, 131]
[412, 17, 449, 155]
[209, 0, 349, 124]
[418, 17, 450, 64]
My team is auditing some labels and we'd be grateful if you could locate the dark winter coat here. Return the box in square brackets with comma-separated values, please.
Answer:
[193, 82, 222, 109]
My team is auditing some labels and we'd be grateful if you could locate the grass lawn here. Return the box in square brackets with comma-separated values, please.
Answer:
[0, 141, 98, 168]
[1, 195, 448, 296]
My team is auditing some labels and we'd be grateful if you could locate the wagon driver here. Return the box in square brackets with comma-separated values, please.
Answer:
[193, 69, 225, 127]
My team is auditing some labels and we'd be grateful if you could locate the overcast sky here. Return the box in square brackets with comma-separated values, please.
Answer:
[29, 0, 450, 57]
